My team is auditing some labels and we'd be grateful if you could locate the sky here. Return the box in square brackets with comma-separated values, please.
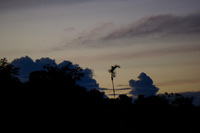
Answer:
[0, 0, 200, 98]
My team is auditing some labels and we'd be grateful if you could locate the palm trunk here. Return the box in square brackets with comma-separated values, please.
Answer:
[111, 77, 115, 98]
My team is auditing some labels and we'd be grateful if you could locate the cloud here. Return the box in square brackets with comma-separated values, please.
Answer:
[116, 88, 132, 91]
[179, 91, 200, 106]
[54, 13, 200, 51]
[129, 72, 159, 97]
[52, 22, 115, 51]
[98, 88, 110, 91]
[58, 61, 100, 91]
[11, 56, 72, 82]
[86, 44, 200, 63]
[11, 56, 56, 81]
[83, 22, 115, 39]
[11, 56, 99, 91]
[63, 27, 75, 32]
[62, 22, 115, 49]
[158, 91, 200, 106]
[76, 68, 99, 91]
[121, 45, 200, 59]
[0, 0, 94, 8]
[104, 13, 200, 40]
[157, 78, 200, 87]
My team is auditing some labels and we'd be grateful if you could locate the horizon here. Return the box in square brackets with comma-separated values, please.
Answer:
[7, 55, 200, 106]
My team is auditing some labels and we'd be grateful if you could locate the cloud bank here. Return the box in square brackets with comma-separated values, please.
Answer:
[57, 13, 200, 50]
[11, 56, 99, 91]
[104, 13, 200, 40]
[129, 72, 159, 97]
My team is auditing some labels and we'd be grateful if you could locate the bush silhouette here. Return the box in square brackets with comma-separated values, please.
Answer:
[0, 58, 20, 94]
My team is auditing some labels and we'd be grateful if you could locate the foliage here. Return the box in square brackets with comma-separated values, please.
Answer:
[0, 58, 19, 80]
[0, 58, 20, 92]
[108, 65, 120, 78]
[108, 65, 120, 98]
[0, 58, 199, 133]
[29, 64, 84, 87]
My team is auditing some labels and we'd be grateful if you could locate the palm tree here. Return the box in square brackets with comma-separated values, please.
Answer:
[108, 65, 120, 98]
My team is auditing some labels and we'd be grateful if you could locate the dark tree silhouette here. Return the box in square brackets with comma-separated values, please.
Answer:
[28, 63, 85, 97]
[0, 58, 20, 93]
[0, 58, 19, 80]
[163, 92, 194, 107]
[1, 57, 200, 133]
[108, 65, 120, 98]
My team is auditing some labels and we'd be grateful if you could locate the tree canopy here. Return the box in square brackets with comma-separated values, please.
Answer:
[0, 58, 199, 133]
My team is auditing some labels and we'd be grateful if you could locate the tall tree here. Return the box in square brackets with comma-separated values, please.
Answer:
[108, 65, 120, 98]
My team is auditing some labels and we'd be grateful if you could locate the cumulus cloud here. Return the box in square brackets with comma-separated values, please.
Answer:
[11, 56, 99, 91]
[11, 56, 56, 81]
[104, 13, 200, 40]
[76, 68, 99, 91]
[129, 72, 159, 97]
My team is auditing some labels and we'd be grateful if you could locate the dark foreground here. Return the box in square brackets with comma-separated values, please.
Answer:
[1, 88, 200, 133]
[0, 58, 200, 133]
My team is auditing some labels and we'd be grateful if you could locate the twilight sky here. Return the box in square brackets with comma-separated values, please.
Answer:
[0, 0, 200, 97]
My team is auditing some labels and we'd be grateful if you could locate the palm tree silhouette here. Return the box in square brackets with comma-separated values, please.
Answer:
[108, 65, 120, 98]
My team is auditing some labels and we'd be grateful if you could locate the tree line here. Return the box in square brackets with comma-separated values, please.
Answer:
[0, 58, 200, 133]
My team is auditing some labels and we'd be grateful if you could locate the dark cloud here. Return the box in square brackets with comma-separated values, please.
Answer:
[158, 91, 200, 106]
[58, 60, 100, 90]
[55, 13, 200, 50]
[11, 56, 99, 91]
[11, 56, 56, 81]
[104, 13, 200, 40]
[59, 22, 115, 49]
[77, 68, 99, 91]
[129, 72, 159, 97]
[57, 61, 100, 91]
[83, 22, 115, 39]
[0, 0, 97, 12]
[179, 91, 200, 106]
[98, 88, 110, 91]
[0, 0, 94, 7]
[116, 88, 132, 91]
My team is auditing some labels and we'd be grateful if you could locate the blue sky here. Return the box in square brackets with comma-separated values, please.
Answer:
[0, 0, 200, 97]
